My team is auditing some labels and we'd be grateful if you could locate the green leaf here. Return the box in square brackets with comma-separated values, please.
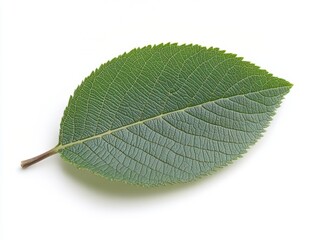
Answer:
[21, 43, 292, 186]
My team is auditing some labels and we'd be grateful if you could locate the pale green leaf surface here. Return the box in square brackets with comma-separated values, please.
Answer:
[57, 44, 292, 186]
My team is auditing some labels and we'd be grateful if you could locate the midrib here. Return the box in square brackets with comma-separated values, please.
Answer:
[56, 86, 290, 151]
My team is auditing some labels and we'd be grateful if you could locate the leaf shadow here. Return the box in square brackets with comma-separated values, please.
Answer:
[59, 157, 241, 199]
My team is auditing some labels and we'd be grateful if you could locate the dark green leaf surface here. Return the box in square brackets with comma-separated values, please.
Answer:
[57, 44, 292, 186]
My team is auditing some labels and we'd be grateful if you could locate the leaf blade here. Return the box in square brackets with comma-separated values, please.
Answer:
[58, 44, 292, 186]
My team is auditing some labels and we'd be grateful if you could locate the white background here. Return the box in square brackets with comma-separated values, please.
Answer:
[1, 0, 318, 239]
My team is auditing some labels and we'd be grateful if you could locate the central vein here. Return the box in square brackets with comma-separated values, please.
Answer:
[56, 86, 288, 152]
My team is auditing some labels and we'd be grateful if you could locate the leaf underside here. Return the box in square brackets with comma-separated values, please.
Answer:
[58, 43, 292, 186]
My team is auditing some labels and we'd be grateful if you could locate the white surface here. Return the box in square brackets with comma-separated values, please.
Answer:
[1, 0, 318, 239]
